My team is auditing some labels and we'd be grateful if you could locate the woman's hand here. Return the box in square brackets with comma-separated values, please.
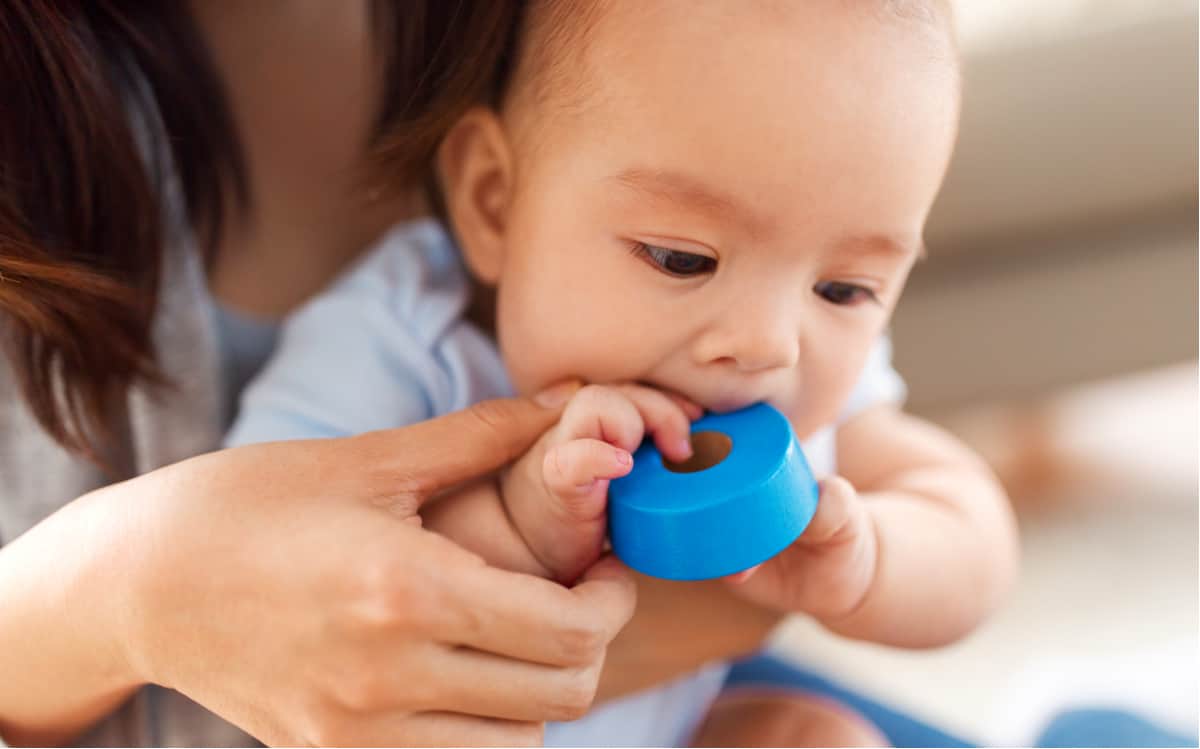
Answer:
[128, 386, 637, 746]
[1, 385, 638, 746]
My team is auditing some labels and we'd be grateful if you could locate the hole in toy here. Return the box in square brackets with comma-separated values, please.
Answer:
[663, 431, 732, 473]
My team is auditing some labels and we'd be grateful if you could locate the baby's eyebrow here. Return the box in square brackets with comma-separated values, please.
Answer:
[835, 233, 927, 260]
[609, 169, 928, 260]
[609, 167, 772, 238]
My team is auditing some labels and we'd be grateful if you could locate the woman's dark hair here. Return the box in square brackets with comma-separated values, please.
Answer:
[0, 2, 244, 462]
[0, 1, 524, 462]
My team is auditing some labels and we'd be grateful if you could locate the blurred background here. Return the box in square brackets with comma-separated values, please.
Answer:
[774, 1, 1198, 744]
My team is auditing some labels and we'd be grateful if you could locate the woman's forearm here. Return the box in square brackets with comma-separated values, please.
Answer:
[0, 486, 145, 746]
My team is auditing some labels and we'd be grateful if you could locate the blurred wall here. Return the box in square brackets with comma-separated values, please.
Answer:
[894, 2, 1199, 413]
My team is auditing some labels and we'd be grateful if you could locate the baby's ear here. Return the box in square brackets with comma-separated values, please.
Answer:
[436, 107, 513, 285]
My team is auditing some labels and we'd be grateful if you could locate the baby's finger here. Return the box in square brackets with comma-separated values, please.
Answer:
[557, 385, 647, 452]
[612, 384, 695, 462]
[797, 476, 859, 546]
[543, 439, 633, 502]
[658, 388, 704, 422]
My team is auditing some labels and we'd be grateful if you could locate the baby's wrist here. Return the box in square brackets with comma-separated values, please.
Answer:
[496, 465, 561, 579]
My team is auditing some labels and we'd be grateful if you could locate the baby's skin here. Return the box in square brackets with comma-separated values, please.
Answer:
[420, 0, 1018, 743]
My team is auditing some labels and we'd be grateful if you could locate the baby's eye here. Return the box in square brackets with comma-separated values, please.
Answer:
[634, 243, 717, 278]
[813, 280, 878, 306]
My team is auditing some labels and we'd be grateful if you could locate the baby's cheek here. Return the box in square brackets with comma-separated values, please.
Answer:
[498, 325, 622, 396]
[786, 366, 863, 440]
[500, 340, 566, 397]
[787, 405, 838, 444]
[501, 310, 657, 395]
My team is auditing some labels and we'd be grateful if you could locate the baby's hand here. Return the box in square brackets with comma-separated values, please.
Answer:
[727, 476, 878, 620]
[502, 384, 700, 585]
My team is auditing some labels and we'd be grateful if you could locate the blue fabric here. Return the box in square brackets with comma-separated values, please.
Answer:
[225, 219, 511, 448]
[211, 301, 281, 426]
[722, 653, 975, 748]
[723, 654, 1199, 749]
[1035, 708, 1197, 748]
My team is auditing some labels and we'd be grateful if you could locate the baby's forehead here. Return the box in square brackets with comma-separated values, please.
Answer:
[503, 0, 956, 125]
[502, 1, 959, 251]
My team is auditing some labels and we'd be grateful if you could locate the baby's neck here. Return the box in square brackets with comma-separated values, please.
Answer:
[465, 279, 498, 338]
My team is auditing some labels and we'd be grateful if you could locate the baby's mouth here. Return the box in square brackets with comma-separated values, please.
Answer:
[633, 379, 780, 417]
[703, 394, 764, 414]
[677, 386, 763, 415]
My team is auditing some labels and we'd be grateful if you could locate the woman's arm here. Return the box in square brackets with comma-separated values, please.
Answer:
[0, 393, 638, 747]
[0, 490, 144, 746]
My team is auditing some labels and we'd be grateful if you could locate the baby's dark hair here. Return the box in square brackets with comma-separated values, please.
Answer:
[370, 0, 600, 213]
[369, 1, 518, 195]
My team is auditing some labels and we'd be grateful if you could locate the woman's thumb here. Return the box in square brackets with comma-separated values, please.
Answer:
[356, 381, 582, 500]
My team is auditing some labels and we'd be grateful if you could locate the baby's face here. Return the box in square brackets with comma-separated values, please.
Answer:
[492, 2, 958, 439]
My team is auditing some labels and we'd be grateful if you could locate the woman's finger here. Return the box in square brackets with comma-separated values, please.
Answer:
[402, 712, 545, 748]
[336, 710, 544, 747]
[353, 382, 580, 500]
[416, 645, 603, 723]
[440, 555, 636, 667]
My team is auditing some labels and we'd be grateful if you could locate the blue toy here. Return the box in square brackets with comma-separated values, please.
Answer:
[608, 402, 819, 580]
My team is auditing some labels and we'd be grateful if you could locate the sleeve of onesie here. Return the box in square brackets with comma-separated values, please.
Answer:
[225, 221, 505, 447]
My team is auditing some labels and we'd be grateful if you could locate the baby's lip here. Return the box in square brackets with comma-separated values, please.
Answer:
[697, 393, 762, 414]
[640, 380, 774, 416]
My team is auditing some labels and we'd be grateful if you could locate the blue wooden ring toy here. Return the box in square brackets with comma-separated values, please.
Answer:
[608, 402, 819, 580]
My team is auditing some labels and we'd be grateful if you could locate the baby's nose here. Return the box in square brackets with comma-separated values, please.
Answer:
[695, 313, 800, 374]
[728, 330, 800, 373]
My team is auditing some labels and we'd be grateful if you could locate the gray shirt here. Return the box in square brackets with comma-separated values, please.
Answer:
[0, 145, 258, 745]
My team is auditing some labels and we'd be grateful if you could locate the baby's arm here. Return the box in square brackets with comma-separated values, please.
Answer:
[732, 405, 1018, 647]
[422, 384, 697, 584]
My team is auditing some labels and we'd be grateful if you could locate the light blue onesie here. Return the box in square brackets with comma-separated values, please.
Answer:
[226, 218, 906, 746]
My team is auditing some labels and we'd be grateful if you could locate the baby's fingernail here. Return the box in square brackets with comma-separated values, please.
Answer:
[676, 438, 693, 458]
[534, 380, 581, 408]
[615, 449, 632, 466]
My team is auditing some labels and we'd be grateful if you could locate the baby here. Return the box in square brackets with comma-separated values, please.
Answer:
[228, 0, 1018, 745]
